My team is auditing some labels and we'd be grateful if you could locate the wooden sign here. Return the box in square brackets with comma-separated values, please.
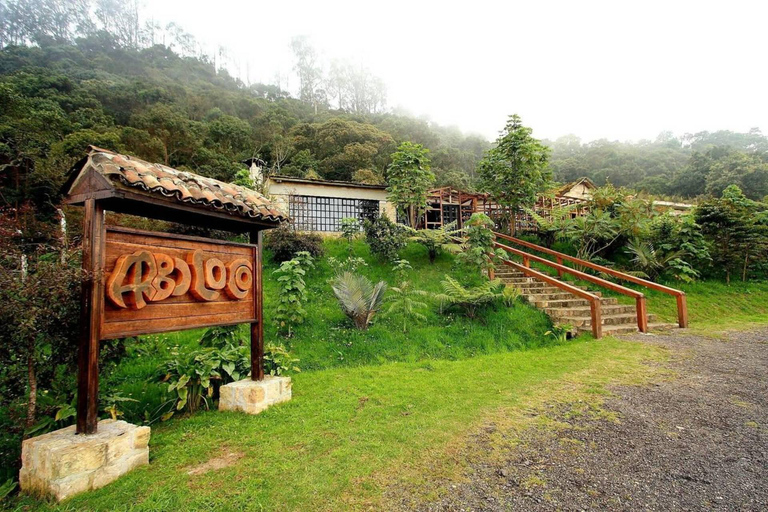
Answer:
[102, 227, 258, 339]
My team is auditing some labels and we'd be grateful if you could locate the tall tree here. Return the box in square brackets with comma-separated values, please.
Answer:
[290, 36, 323, 115]
[386, 141, 434, 227]
[478, 114, 550, 233]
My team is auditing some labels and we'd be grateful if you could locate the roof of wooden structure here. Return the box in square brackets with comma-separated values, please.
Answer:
[554, 177, 597, 197]
[427, 187, 488, 204]
[63, 146, 288, 232]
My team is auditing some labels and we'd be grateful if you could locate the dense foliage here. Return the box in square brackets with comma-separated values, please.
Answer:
[363, 215, 408, 261]
[386, 141, 435, 227]
[264, 224, 324, 263]
[546, 131, 768, 200]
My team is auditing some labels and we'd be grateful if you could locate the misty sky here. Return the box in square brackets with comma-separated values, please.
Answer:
[150, 0, 766, 143]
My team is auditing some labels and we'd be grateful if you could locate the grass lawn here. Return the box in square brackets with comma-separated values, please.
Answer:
[23, 338, 665, 511]
[12, 238, 767, 510]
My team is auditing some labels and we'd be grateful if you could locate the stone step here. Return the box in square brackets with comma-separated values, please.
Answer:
[532, 297, 619, 309]
[546, 304, 637, 318]
[563, 312, 658, 328]
[523, 291, 603, 302]
[578, 324, 641, 336]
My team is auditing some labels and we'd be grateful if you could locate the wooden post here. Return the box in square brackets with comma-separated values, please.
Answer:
[676, 293, 688, 328]
[636, 295, 649, 333]
[556, 256, 563, 277]
[590, 298, 602, 339]
[76, 199, 105, 434]
[250, 230, 264, 381]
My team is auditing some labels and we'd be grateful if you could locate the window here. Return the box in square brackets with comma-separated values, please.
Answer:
[289, 195, 380, 232]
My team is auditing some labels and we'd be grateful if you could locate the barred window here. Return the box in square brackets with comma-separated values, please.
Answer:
[289, 195, 380, 232]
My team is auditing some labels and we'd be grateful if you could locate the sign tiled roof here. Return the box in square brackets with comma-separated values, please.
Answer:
[78, 147, 287, 223]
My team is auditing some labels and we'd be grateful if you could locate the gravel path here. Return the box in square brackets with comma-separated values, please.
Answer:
[393, 328, 768, 511]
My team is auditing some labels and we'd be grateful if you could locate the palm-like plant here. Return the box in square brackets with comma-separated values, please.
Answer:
[384, 281, 430, 332]
[434, 275, 505, 318]
[331, 272, 387, 330]
[522, 204, 577, 247]
[408, 221, 462, 263]
[625, 240, 690, 281]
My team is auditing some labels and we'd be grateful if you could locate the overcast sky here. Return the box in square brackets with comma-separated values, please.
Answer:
[150, 0, 767, 143]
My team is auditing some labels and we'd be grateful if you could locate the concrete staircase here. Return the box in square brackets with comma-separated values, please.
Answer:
[496, 267, 676, 336]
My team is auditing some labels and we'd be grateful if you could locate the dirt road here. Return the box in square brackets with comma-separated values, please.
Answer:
[396, 328, 768, 511]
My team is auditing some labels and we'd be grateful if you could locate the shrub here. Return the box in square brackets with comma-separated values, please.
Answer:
[434, 275, 505, 318]
[363, 215, 407, 261]
[265, 224, 324, 263]
[408, 221, 461, 263]
[273, 255, 313, 337]
[458, 213, 505, 276]
[331, 272, 387, 330]
[264, 344, 301, 376]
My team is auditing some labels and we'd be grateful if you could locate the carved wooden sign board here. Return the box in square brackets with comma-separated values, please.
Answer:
[102, 228, 258, 339]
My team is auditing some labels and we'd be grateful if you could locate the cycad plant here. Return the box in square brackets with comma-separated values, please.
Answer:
[434, 275, 505, 318]
[625, 240, 696, 282]
[331, 272, 388, 330]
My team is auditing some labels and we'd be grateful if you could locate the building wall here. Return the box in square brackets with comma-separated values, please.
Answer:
[265, 179, 396, 229]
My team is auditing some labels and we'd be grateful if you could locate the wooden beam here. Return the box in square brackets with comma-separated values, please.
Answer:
[250, 230, 264, 381]
[76, 199, 105, 434]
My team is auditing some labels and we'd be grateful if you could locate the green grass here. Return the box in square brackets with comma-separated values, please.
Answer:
[14, 238, 768, 510]
[24, 337, 665, 511]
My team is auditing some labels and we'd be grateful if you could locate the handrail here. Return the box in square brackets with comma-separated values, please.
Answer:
[500, 259, 603, 339]
[494, 232, 688, 328]
[495, 242, 648, 333]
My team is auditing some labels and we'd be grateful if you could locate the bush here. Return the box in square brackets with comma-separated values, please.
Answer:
[363, 215, 407, 261]
[265, 224, 324, 263]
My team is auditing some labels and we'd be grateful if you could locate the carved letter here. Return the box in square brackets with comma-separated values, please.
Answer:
[205, 258, 226, 291]
[106, 251, 157, 309]
[187, 250, 220, 301]
[225, 258, 253, 299]
[171, 257, 191, 296]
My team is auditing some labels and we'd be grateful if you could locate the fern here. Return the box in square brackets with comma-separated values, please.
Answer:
[433, 276, 505, 318]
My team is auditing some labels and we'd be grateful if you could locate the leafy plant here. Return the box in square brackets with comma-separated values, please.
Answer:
[363, 215, 407, 261]
[408, 221, 462, 263]
[384, 260, 429, 332]
[502, 285, 520, 307]
[331, 272, 388, 330]
[434, 275, 505, 318]
[273, 255, 312, 337]
[24, 400, 77, 437]
[339, 217, 360, 247]
[0, 479, 17, 501]
[200, 324, 242, 349]
[264, 344, 301, 376]
[522, 203, 577, 247]
[386, 141, 435, 227]
[102, 393, 139, 421]
[457, 213, 505, 277]
[157, 343, 250, 418]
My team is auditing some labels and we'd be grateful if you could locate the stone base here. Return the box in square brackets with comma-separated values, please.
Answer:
[20, 420, 150, 501]
[219, 376, 292, 414]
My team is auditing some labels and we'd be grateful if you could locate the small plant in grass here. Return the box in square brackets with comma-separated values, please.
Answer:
[339, 217, 360, 252]
[273, 254, 313, 337]
[545, 324, 573, 343]
[384, 259, 430, 332]
[264, 343, 301, 376]
[363, 215, 407, 261]
[102, 393, 138, 420]
[434, 275, 505, 318]
[502, 285, 520, 307]
[199, 324, 242, 349]
[331, 271, 387, 330]
[328, 255, 367, 276]
[408, 221, 462, 263]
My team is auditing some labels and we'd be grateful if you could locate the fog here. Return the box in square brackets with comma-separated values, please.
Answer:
[151, 0, 766, 142]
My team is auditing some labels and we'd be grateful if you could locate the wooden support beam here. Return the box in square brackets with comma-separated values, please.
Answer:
[250, 230, 264, 381]
[76, 199, 105, 434]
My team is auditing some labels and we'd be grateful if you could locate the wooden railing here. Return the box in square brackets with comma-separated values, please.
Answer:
[493, 232, 688, 329]
[499, 258, 604, 339]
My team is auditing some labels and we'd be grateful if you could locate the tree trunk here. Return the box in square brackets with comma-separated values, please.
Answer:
[25, 339, 37, 435]
[743, 252, 749, 282]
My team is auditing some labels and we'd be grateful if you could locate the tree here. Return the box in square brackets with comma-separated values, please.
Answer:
[478, 115, 551, 233]
[290, 36, 324, 115]
[386, 141, 435, 227]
